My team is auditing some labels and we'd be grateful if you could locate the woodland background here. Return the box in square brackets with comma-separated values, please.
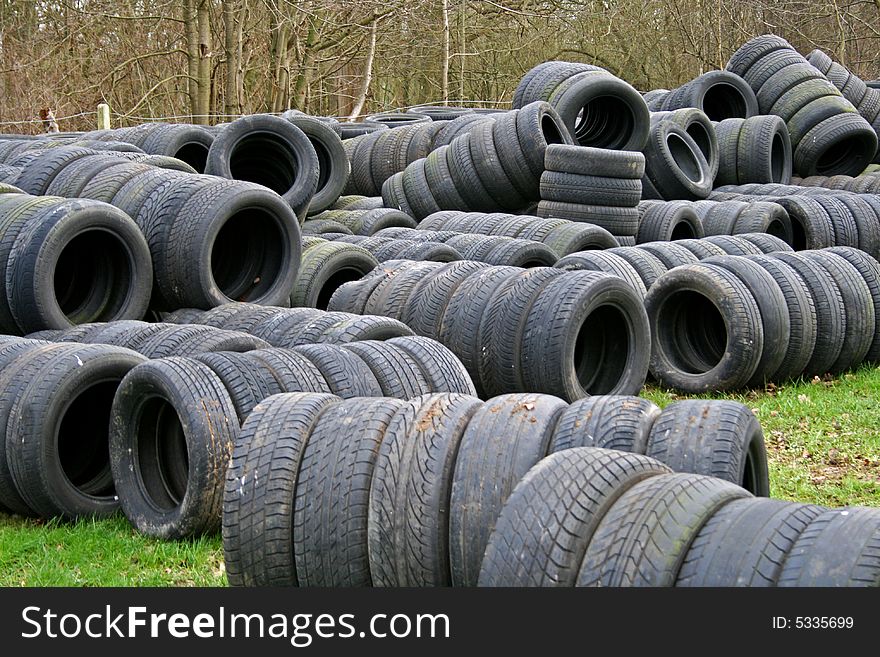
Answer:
[2, 1, 880, 131]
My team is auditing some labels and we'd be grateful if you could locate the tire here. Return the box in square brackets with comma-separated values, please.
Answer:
[792, 112, 877, 177]
[285, 114, 349, 215]
[542, 221, 619, 255]
[341, 340, 432, 399]
[368, 393, 483, 586]
[736, 115, 792, 184]
[515, 101, 575, 178]
[292, 344, 383, 398]
[314, 313, 413, 344]
[608, 245, 668, 289]
[3, 344, 143, 520]
[769, 252, 846, 376]
[478, 268, 567, 397]
[801, 250, 874, 373]
[642, 120, 712, 200]
[292, 397, 405, 586]
[387, 336, 477, 396]
[292, 241, 377, 310]
[701, 234, 765, 256]
[222, 392, 339, 586]
[205, 115, 320, 221]
[12, 146, 96, 195]
[550, 396, 660, 455]
[540, 170, 642, 206]
[478, 447, 671, 586]
[549, 72, 650, 150]
[663, 70, 758, 120]
[44, 154, 129, 198]
[544, 143, 645, 178]
[736, 232, 793, 253]
[636, 201, 704, 243]
[713, 118, 744, 187]
[520, 270, 650, 400]
[449, 393, 567, 586]
[826, 246, 880, 362]
[468, 119, 529, 210]
[491, 112, 540, 198]
[139, 124, 213, 172]
[777, 507, 880, 587]
[677, 499, 824, 586]
[134, 324, 216, 358]
[703, 255, 790, 386]
[438, 265, 523, 390]
[156, 180, 302, 309]
[5, 198, 153, 333]
[577, 472, 751, 586]
[110, 357, 240, 539]
[635, 241, 700, 268]
[745, 254, 818, 380]
[645, 263, 763, 392]
[774, 197, 835, 250]
[652, 108, 720, 179]
[554, 250, 647, 298]
[732, 201, 794, 245]
[647, 399, 770, 495]
[401, 260, 488, 338]
[537, 200, 639, 235]
[302, 219, 352, 235]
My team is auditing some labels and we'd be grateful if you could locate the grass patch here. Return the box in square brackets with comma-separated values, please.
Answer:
[0, 515, 224, 587]
[1, 365, 878, 586]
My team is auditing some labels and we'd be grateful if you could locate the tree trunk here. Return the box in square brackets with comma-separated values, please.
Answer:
[184, 0, 200, 121]
[441, 0, 450, 105]
[348, 18, 378, 121]
[223, 0, 240, 117]
[196, 0, 212, 124]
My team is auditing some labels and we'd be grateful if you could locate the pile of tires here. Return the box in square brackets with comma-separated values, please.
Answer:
[480, 446, 879, 587]
[2, 146, 302, 310]
[161, 302, 416, 347]
[106, 338, 476, 538]
[321, 234, 463, 263]
[791, 172, 880, 193]
[555, 233, 792, 298]
[513, 61, 650, 150]
[332, 229, 560, 267]
[707, 190, 880, 256]
[641, 111, 715, 200]
[0, 139, 196, 174]
[645, 70, 758, 120]
[646, 247, 880, 392]
[222, 392, 769, 586]
[417, 210, 620, 256]
[328, 260, 651, 401]
[304, 208, 416, 235]
[342, 120, 448, 196]
[806, 49, 880, 157]
[382, 102, 573, 217]
[71, 123, 214, 172]
[0, 194, 152, 334]
[713, 115, 793, 185]
[538, 144, 644, 245]
[726, 35, 877, 176]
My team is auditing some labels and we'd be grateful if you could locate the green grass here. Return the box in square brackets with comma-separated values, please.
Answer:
[1, 366, 878, 586]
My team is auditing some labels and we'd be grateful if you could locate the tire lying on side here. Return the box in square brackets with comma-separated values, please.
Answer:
[291, 241, 377, 310]
[642, 120, 713, 200]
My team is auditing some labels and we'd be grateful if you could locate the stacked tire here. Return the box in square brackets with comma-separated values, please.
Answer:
[641, 111, 715, 200]
[538, 144, 644, 244]
[513, 61, 650, 150]
[418, 210, 620, 256]
[328, 260, 651, 401]
[221, 391, 769, 586]
[480, 446, 878, 587]
[382, 102, 574, 217]
[713, 115, 793, 186]
[646, 247, 880, 391]
[726, 34, 877, 176]
[645, 70, 758, 120]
